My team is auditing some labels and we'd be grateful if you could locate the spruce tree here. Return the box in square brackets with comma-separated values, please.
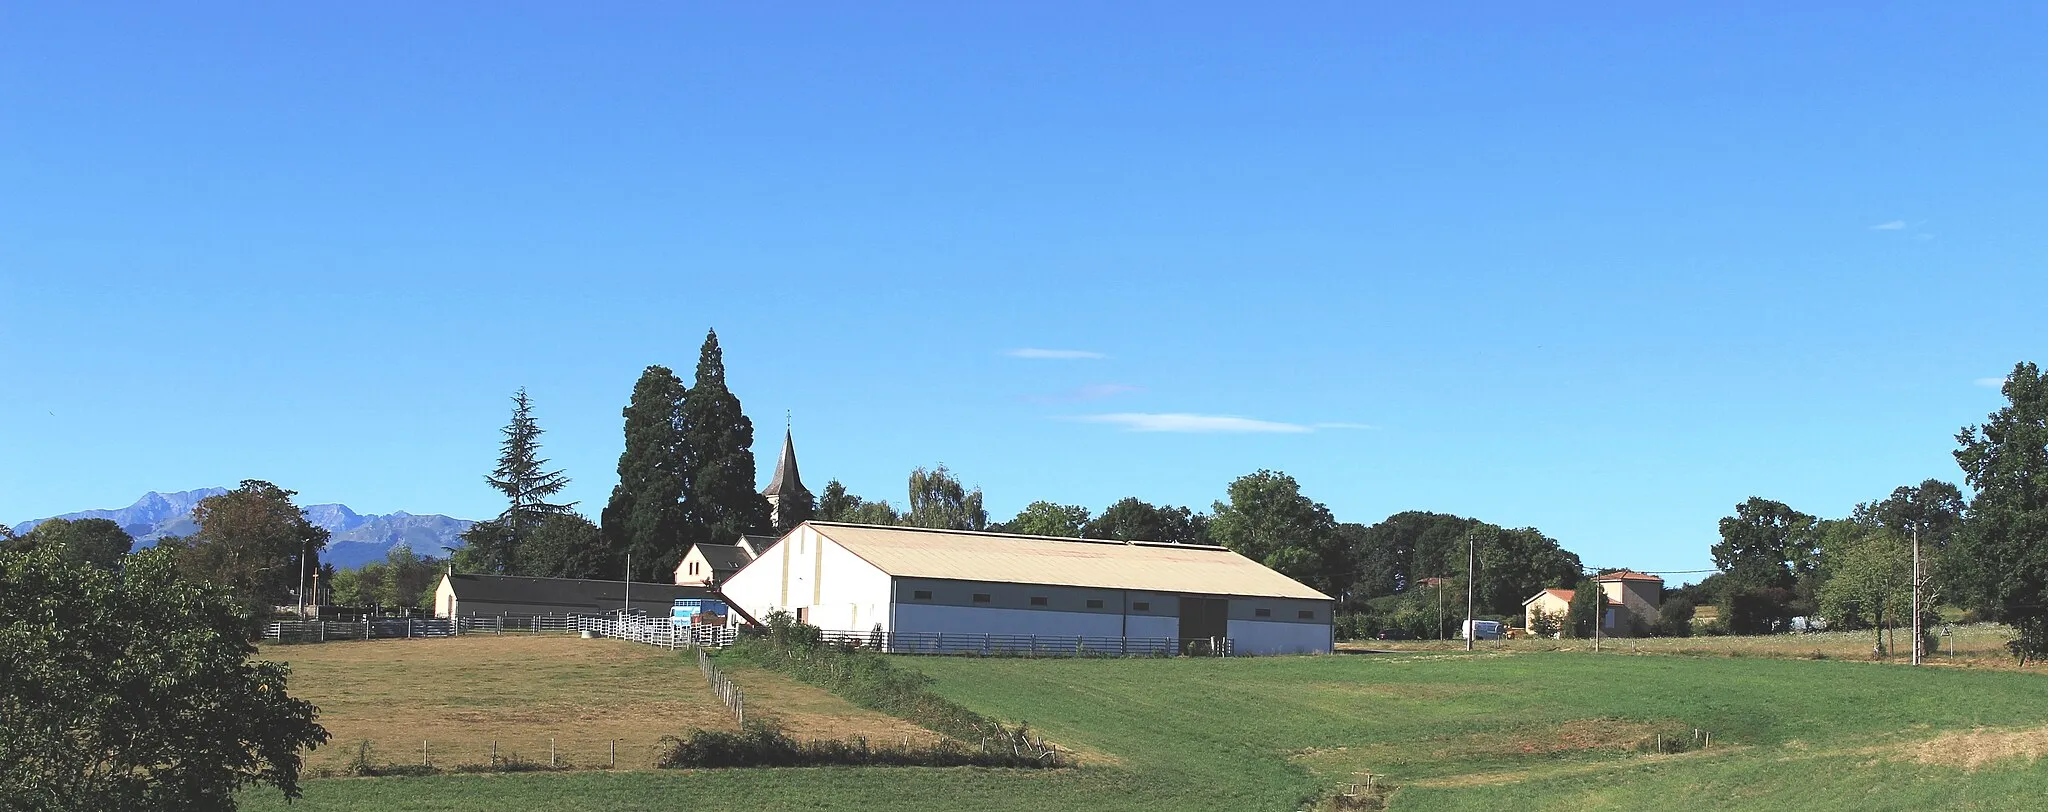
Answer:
[679, 329, 772, 547]
[600, 365, 690, 582]
[474, 388, 573, 572]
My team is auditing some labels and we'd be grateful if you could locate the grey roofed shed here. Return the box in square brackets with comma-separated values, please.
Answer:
[437, 572, 716, 617]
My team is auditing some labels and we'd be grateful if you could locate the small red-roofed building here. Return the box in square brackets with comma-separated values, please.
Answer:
[1522, 571, 1664, 638]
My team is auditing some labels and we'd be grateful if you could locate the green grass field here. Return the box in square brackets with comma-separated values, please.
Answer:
[247, 647, 2048, 811]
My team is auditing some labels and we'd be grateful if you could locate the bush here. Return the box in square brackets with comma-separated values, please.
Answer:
[655, 720, 1060, 769]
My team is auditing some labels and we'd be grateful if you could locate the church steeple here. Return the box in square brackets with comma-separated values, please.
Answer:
[762, 425, 810, 529]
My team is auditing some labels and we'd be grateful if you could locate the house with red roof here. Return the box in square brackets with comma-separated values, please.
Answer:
[1522, 570, 1664, 638]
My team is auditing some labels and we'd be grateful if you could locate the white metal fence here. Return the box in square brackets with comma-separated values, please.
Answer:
[576, 614, 737, 650]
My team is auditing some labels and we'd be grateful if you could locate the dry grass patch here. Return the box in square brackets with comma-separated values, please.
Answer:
[262, 636, 938, 772]
[1906, 725, 2048, 772]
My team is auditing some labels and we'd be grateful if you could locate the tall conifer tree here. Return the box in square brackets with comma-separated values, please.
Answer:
[601, 365, 690, 581]
[680, 330, 772, 546]
[469, 388, 573, 572]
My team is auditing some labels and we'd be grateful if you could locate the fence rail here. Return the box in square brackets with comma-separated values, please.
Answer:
[697, 648, 745, 724]
[265, 618, 456, 643]
[576, 614, 737, 650]
[813, 629, 1233, 657]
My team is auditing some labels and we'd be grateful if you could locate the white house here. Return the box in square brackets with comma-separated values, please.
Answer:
[719, 521, 1334, 655]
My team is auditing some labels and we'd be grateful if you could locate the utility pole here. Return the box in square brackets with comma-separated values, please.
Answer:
[625, 553, 632, 616]
[296, 538, 310, 618]
[1465, 533, 1476, 652]
[1911, 526, 1922, 666]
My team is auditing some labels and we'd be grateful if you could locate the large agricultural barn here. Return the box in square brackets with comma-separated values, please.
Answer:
[722, 522, 1334, 655]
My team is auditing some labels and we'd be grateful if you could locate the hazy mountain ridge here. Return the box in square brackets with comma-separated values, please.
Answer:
[11, 488, 476, 570]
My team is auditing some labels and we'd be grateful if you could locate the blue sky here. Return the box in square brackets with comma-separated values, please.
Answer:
[3, 4, 2041, 575]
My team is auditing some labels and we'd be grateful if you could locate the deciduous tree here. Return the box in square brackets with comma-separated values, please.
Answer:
[1817, 526, 1913, 654]
[1208, 470, 1343, 598]
[0, 545, 328, 810]
[905, 465, 987, 531]
[1951, 361, 2048, 663]
[7, 517, 133, 570]
[816, 480, 901, 526]
[162, 481, 329, 610]
[513, 512, 607, 579]
[1000, 502, 1090, 537]
[1082, 498, 1209, 545]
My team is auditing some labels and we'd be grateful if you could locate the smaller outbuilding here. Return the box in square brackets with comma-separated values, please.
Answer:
[673, 537, 766, 587]
[433, 571, 715, 619]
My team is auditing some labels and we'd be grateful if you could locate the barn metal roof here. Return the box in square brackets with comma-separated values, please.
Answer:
[806, 522, 1332, 601]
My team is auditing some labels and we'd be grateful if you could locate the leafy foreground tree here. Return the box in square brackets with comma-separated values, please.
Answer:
[2, 517, 134, 569]
[0, 546, 328, 810]
[469, 388, 575, 572]
[1952, 361, 2048, 663]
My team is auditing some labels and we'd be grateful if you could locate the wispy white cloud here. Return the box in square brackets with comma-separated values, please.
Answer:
[1007, 348, 1106, 360]
[1975, 376, 2009, 388]
[1023, 383, 1143, 404]
[1073, 412, 1317, 434]
[1870, 220, 1908, 231]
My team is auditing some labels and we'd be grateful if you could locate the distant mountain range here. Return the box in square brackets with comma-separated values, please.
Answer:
[11, 488, 477, 570]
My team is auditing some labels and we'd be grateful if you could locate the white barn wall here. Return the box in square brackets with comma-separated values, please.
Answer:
[893, 604, 1125, 638]
[1227, 619, 1332, 655]
[720, 526, 892, 632]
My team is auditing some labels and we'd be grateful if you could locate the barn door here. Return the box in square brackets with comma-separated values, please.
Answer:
[1177, 597, 1228, 644]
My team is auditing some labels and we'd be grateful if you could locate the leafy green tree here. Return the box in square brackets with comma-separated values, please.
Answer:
[1345, 511, 1483, 602]
[161, 480, 330, 610]
[1461, 526, 1583, 617]
[1652, 596, 1696, 638]
[815, 480, 901, 525]
[1711, 497, 1817, 632]
[1565, 578, 1602, 638]
[472, 388, 574, 572]
[328, 567, 365, 606]
[1527, 607, 1563, 638]
[601, 365, 689, 582]
[0, 545, 328, 810]
[372, 544, 441, 612]
[1082, 498, 1209, 545]
[1817, 526, 1913, 654]
[1951, 361, 2048, 663]
[1854, 479, 1966, 550]
[1000, 501, 1090, 537]
[512, 512, 607, 579]
[1208, 470, 1343, 598]
[905, 465, 987, 531]
[680, 330, 773, 549]
[8, 517, 134, 570]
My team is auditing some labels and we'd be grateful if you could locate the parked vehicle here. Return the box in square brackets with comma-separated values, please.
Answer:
[1460, 620, 1504, 640]
[1376, 629, 1414, 641]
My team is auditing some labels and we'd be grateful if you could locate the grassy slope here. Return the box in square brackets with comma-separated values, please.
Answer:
[248, 650, 2048, 811]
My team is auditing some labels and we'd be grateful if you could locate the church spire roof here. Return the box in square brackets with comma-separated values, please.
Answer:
[763, 427, 807, 498]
